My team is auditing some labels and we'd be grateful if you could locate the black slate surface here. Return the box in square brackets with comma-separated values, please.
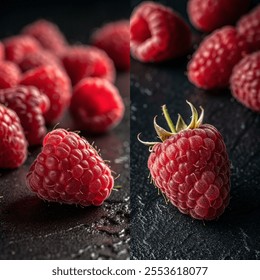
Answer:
[0, 0, 130, 260]
[130, 0, 260, 260]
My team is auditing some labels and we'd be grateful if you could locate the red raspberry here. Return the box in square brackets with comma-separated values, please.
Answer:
[0, 42, 4, 60]
[22, 19, 67, 55]
[230, 51, 260, 112]
[0, 104, 27, 168]
[70, 78, 124, 133]
[20, 65, 71, 124]
[61, 46, 116, 86]
[19, 50, 61, 72]
[139, 102, 230, 220]
[0, 61, 21, 89]
[0, 86, 50, 146]
[130, 1, 192, 62]
[187, 0, 250, 32]
[4, 35, 41, 64]
[26, 128, 114, 206]
[91, 20, 130, 71]
[188, 26, 249, 89]
[237, 5, 260, 52]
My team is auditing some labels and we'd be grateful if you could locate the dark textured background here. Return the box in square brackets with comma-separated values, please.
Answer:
[0, 0, 130, 260]
[130, 0, 260, 259]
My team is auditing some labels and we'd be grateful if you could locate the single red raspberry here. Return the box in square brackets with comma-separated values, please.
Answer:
[139, 102, 230, 220]
[0, 104, 27, 168]
[130, 1, 192, 62]
[188, 26, 249, 89]
[237, 5, 260, 52]
[4, 35, 41, 64]
[26, 128, 114, 206]
[230, 52, 260, 112]
[19, 50, 61, 72]
[0, 86, 50, 146]
[70, 77, 124, 133]
[61, 46, 116, 86]
[22, 19, 67, 55]
[0, 42, 4, 60]
[187, 0, 250, 32]
[20, 65, 71, 124]
[91, 20, 130, 71]
[0, 61, 21, 89]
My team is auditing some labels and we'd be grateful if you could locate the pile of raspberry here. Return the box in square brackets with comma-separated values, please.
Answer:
[0, 19, 129, 206]
[130, 1, 260, 112]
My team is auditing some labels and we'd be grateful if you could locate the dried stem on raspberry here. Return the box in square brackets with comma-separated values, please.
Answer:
[138, 101, 205, 146]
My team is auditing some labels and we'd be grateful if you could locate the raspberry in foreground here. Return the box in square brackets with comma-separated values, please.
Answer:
[91, 20, 130, 71]
[0, 86, 50, 146]
[61, 46, 116, 86]
[230, 51, 260, 112]
[130, 1, 192, 62]
[188, 26, 249, 89]
[138, 102, 230, 220]
[0, 60, 21, 89]
[26, 129, 114, 206]
[4, 35, 41, 64]
[70, 77, 124, 133]
[237, 5, 260, 52]
[20, 65, 71, 124]
[0, 104, 27, 168]
[187, 0, 250, 32]
[22, 19, 67, 55]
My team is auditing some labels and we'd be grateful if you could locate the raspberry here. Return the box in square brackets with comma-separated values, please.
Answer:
[22, 19, 67, 55]
[61, 46, 116, 86]
[26, 129, 114, 206]
[91, 20, 130, 71]
[139, 102, 230, 220]
[4, 35, 41, 64]
[230, 52, 260, 112]
[187, 0, 250, 32]
[188, 26, 249, 89]
[19, 50, 61, 72]
[130, 1, 192, 62]
[0, 42, 4, 60]
[20, 65, 71, 124]
[0, 104, 27, 168]
[0, 86, 50, 146]
[0, 61, 21, 89]
[70, 78, 124, 133]
[237, 5, 260, 52]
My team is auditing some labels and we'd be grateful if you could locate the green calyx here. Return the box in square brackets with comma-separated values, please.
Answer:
[138, 101, 204, 146]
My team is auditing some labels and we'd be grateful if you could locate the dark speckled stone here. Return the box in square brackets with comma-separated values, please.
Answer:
[0, 0, 130, 260]
[130, 0, 260, 260]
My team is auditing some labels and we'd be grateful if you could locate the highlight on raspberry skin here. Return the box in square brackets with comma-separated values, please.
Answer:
[138, 102, 231, 221]
[91, 20, 130, 72]
[0, 104, 28, 169]
[130, 1, 192, 63]
[70, 77, 125, 134]
[26, 128, 114, 206]
[187, 0, 251, 33]
[230, 51, 260, 112]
